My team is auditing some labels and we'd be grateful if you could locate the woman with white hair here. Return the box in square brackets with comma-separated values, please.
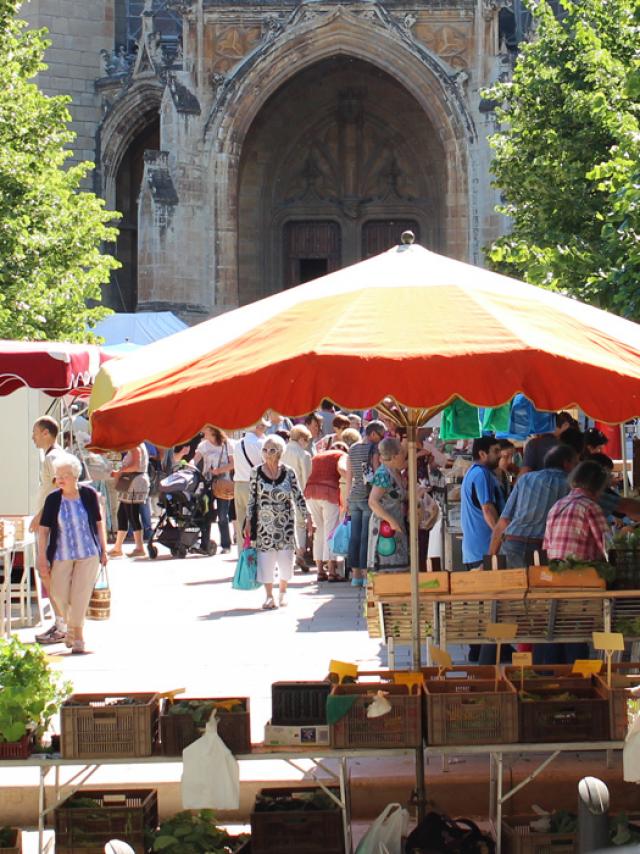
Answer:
[37, 453, 107, 653]
[245, 434, 308, 610]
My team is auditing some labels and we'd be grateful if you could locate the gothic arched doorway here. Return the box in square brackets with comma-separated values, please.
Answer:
[237, 56, 446, 303]
[104, 114, 160, 312]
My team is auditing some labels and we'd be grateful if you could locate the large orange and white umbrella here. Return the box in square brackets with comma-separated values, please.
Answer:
[91, 239, 640, 449]
[90, 237, 640, 676]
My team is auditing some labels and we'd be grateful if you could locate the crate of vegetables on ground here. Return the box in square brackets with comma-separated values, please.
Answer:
[250, 786, 344, 854]
[159, 697, 251, 755]
[54, 789, 158, 854]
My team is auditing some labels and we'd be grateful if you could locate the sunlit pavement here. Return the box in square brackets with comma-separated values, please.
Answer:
[18, 545, 384, 738]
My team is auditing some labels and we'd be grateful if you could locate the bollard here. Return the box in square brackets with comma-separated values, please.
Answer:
[578, 776, 610, 853]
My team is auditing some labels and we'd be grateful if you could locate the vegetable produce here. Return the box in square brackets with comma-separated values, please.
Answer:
[548, 555, 615, 582]
[151, 809, 246, 853]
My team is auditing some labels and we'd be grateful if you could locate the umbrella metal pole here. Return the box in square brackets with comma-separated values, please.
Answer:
[407, 418, 426, 821]
[621, 423, 630, 497]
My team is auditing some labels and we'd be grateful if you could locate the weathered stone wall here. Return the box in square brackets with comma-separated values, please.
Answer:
[21, 0, 114, 169]
[20, 0, 509, 321]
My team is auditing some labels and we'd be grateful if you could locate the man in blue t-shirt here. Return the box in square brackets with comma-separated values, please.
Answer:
[461, 436, 504, 568]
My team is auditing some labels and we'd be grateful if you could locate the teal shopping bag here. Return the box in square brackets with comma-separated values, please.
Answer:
[232, 544, 260, 590]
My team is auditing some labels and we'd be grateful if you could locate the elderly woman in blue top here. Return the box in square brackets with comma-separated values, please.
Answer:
[37, 453, 107, 654]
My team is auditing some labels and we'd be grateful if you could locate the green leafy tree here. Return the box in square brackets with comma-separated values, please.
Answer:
[485, 0, 640, 319]
[0, 0, 119, 341]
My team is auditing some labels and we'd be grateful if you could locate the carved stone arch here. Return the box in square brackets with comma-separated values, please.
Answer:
[98, 81, 164, 209]
[202, 6, 476, 309]
[98, 81, 163, 311]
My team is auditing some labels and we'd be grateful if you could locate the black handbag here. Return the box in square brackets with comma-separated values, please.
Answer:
[405, 811, 495, 853]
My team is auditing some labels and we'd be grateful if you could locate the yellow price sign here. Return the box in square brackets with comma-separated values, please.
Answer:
[329, 660, 358, 684]
[592, 632, 625, 652]
[486, 623, 518, 641]
[512, 652, 532, 668]
[158, 688, 186, 700]
[393, 672, 425, 692]
[572, 660, 603, 678]
[592, 632, 624, 689]
[429, 645, 453, 670]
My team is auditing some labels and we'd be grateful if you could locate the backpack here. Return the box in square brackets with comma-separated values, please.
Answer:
[405, 811, 495, 853]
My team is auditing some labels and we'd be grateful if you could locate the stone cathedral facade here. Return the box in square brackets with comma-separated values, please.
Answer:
[23, 0, 521, 322]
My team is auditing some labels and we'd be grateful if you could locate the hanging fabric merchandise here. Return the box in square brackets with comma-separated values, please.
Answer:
[440, 399, 482, 440]
[482, 403, 511, 435]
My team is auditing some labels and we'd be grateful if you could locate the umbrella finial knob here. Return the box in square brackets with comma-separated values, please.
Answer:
[400, 230, 415, 245]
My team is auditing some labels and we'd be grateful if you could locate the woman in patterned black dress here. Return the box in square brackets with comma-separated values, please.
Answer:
[245, 434, 308, 610]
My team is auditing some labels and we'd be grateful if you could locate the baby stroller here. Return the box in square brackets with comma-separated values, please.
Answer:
[147, 464, 217, 559]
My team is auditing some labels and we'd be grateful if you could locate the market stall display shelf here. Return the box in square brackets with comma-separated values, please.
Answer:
[61, 693, 160, 759]
[425, 679, 518, 746]
[54, 788, 158, 854]
[329, 683, 422, 748]
[450, 569, 528, 595]
[501, 816, 575, 854]
[159, 696, 251, 755]
[250, 786, 345, 854]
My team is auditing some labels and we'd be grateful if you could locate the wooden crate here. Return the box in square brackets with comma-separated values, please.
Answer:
[441, 599, 494, 643]
[372, 571, 449, 597]
[365, 601, 382, 638]
[502, 816, 575, 853]
[0, 520, 15, 549]
[380, 598, 435, 641]
[450, 568, 528, 595]
[528, 565, 605, 589]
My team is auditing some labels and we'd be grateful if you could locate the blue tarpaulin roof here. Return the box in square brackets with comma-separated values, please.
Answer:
[92, 312, 187, 346]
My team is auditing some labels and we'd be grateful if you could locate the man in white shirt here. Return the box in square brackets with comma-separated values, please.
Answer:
[29, 416, 69, 644]
[233, 419, 268, 551]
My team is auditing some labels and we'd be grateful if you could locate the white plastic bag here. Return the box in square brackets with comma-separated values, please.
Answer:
[181, 712, 240, 809]
[355, 803, 409, 854]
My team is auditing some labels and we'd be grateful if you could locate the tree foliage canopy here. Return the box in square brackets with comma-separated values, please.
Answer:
[0, 0, 119, 341]
[485, 0, 640, 319]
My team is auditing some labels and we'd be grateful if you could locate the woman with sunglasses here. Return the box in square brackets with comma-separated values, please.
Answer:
[245, 434, 308, 609]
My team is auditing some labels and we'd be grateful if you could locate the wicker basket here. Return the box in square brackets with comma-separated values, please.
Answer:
[61, 693, 160, 759]
[329, 682, 422, 748]
[86, 586, 110, 621]
[54, 788, 158, 854]
[425, 678, 518, 746]
[160, 696, 251, 755]
[502, 816, 575, 853]
[251, 786, 344, 854]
